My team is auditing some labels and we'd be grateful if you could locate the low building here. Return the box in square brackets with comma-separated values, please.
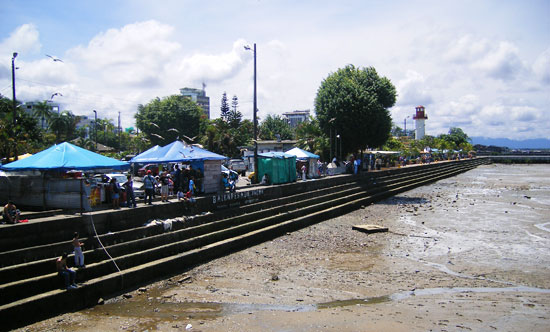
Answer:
[283, 110, 310, 128]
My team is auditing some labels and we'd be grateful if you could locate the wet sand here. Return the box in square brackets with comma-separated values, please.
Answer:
[17, 164, 550, 331]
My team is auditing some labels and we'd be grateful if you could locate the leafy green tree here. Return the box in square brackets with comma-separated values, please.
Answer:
[315, 65, 397, 156]
[295, 116, 328, 158]
[258, 114, 294, 140]
[444, 127, 471, 147]
[382, 136, 405, 151]
[200, 117, 253, 158]
[135, 95, 206, 146]
[0, 94, 42, 159]
[228, 95, 242, 129]
[220, 92, 230, 121]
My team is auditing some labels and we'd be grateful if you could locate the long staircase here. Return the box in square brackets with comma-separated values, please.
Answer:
[0, 158, 489, 330]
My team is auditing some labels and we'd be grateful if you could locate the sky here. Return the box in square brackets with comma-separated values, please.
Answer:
[0, 0, 548, 140]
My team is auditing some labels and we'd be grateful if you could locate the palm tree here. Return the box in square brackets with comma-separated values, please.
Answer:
[48, 111, 72, 143]
[32, 100, 52, 130]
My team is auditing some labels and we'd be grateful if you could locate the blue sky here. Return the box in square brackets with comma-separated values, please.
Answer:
[0, 0, 549, 140]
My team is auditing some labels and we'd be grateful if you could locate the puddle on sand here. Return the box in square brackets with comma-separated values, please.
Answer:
[316, 286, 550, 310]
[85, 291, 314, 322]
[317, 295, 391, 309]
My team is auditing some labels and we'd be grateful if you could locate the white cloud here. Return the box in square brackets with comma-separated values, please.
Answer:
[69, 20, 182, 87]
[533, 47, 550, 84]
[176, 39, 249, 84]
[445, 35, 525, 81]
[396, 70, 433, 106]
[0, 24, 41, 58]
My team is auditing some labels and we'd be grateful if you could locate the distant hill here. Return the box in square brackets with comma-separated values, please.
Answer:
[471, 137, 550, 149]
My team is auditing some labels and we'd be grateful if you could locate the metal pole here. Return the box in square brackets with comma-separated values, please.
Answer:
[93, 110, 97, 150]
[253, 43, 258, 183]
[404, 118, 406, 137]
[11, 52, 18, 161]
[118, 111, 121, 152]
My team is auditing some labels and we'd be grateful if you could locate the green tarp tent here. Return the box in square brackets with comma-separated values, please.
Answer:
[257, 152, 297, 184]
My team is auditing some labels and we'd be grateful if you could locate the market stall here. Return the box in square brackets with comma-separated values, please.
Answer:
[130, 140, 227, 194]
[257, 152, 297, 185]
[0, 142, 129, 211]
[285, 147, 320, 179]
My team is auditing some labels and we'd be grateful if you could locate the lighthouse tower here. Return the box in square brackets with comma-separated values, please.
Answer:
[413, 106, 428, 140]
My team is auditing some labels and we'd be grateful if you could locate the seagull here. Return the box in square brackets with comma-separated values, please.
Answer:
[167, 128, 179, 133]
[150, 123, 160, 129]
[50, 92, 63, 100]
[182, 134, 197, 143]
[46, 54, 64, 63]
[151, 133, 164, 140]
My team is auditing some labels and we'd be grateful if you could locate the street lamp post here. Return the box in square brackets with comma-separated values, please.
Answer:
[93, 110, 97, 150]
[404, 116, 410, 137]
[244, 43, 258, 183]
[11, 52, 18, 161]
[336, 134, 342, 162]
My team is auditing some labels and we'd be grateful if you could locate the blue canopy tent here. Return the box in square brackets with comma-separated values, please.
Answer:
[130, 141, 227, 194]
[0, 142, 129, 211]
[0, 142, 129, 171]
[285, 147, 320, 179]
[134, 145, 161, 160]
[130, 141, 226, 164]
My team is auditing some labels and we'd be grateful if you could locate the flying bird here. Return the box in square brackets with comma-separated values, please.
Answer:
[182, 134, 197, 143]
[167, 128, 179, 133]
[151, 133, 164, 140]
[150, 123, 160, 129]
[50, 92, 63, 100]
[46, 54, 64, 63]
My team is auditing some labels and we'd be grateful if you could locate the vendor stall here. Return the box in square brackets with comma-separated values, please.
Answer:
[285, 147, 320, 179]
[0, 142, 130, 211]
[257, 152, 297, 185]
[130, 140, 227, 194]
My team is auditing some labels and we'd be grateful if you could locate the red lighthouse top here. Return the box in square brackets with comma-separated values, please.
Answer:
[413, 105, 428, 120]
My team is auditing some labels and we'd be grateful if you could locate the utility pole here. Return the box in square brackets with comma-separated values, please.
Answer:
[11, 52, 18, 161]
[93, 110, 97, 150]
[244, 43, 258, 183]
[118, 111, 121, 153]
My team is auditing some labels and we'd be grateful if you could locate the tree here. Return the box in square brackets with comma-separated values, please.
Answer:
[315, 65, 397, 157]
[220, 92, 230, 121]
[135, 95, 206, 146]
[49, 111, 73, 143]
[258, 114, 294, 141]
[0, 94, 42, 159]
[445, 127, 471, 147]
[228, 95, 242, 129]
[200, 117, 253, 158]
[295, 116, 327, 157]
[32, 100, 52, 130]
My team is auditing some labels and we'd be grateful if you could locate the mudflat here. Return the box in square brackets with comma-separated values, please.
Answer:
[17, 164, 550, 331]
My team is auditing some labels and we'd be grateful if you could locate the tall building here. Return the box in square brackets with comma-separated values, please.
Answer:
[180, 87, 210, 119]
[282, 110, 310, 128]
[413, 105, 428, 140]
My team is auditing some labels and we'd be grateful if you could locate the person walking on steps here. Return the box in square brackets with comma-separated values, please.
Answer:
[72, 232, 85, 268]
